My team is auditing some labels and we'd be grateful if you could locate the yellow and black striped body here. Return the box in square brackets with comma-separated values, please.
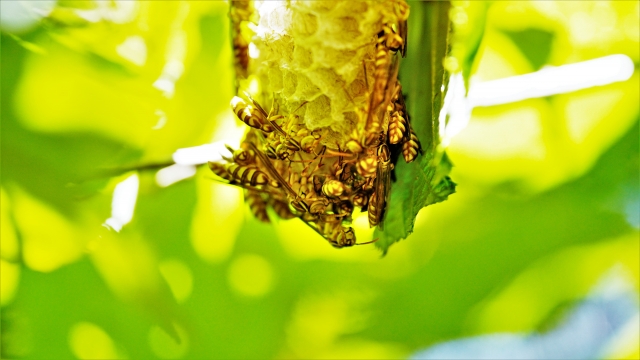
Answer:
[368, 144, 392, 228]
[208, 162, 234, 181]
[322, 180, 347, 198]
[364, 38, 391, 135]
[356, 155, 378, 178]
[352, 192, 368, 207]
[233, 148, 254, 165]
[381, 25, 404, 53]
[323, 222, 357, 248]
[231, 96, 275, 133]
[388, 110, 406, 144]
[402, 127, 420, 163]
[225, 163, 269, 186]
[229, 1, 252, 79]
[232, 33, 249, 79]
[245, 189, 270, 223]
[271, 199, 296, 220]
[368, 192, 380, 227]
[333, 201, 354, 217]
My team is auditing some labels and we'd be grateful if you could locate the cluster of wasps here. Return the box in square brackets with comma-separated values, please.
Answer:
[212, 0, 418, 248]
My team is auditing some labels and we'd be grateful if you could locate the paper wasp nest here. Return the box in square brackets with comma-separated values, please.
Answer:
[213, 0, 417, 248]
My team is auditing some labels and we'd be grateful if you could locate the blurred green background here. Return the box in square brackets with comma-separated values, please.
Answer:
[1, 1, 638, 359]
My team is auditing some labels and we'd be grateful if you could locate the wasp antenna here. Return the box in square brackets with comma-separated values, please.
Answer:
[291, 100, 309, 115]
[356, 238, 379, 246]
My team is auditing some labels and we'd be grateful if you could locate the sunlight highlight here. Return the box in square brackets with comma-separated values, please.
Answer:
[0, 0, 55, 33]
[172, 142, 229, 166]
[116, 35, 147, 67]
[104, 173, 139, 232]
[441, 54, 635, 147]
[155, 164, 196, 188]
[469, 54, 634, 108]
[0, 259, 20, 307]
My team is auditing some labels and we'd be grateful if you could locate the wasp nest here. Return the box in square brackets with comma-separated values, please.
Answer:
[212, 0, 419, 248]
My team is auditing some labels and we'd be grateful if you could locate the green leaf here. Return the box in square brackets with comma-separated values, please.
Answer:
[375, 1, 456, 254]
[449, 1, 490, 91]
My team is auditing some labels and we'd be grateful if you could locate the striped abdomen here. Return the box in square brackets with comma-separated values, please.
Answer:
[230, 97, 275, 132]
[402, 128, 420, 163]
[245, 189, 269, 223]
[388, 110, 406, 144]
[368, 192, 380, 227]
[208, 162, 234, 181]
[225, 163, 269, 186]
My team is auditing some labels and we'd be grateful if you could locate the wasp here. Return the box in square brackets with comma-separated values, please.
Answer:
[271, 198, 296, 220]
[225, 143, 255, 165]
[299, 129, 322, 154]
[351, 192, 368, 207]
[388, 84, 407, 144]
[231, 95, 283, 133]
[392, 0, 410, 57]
[402, 124, 420, 163]
[333, 200, 354, 217]
[321, 179, 347, 199]
[356, 152, 378, 178]
[363, 48, 400, 147]
[225, 163, 271, 187]
[229, 1, 253, 80]
[273, 102, 310, 160]
[245, 189, 270, 223]
[310, 216, 378, 248]
[244, 142, 328, 216]
[380, 24, 404, 54]
[368, 144, 392, 228]
[208, 161, 235, 182]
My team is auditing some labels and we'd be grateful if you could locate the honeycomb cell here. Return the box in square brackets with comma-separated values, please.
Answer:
[268, 66, 284, 93]
[282, 70, 298, 98]
[304, 95, 332, 129]
[254, 0, 403, 132]
[293, 73, 321, 101]
[292, 12, 318, 37]
[306, 1, 338, 14]
[334, 16, 361, 39]
[292, 45, 313, 70]
[348, 79, 367, 99]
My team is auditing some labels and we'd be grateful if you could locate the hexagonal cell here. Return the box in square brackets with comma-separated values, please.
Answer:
[268, 66, 284, 93]
[292, 45, 313, 70]
[304, 94, 332, 129]
[328, 16, 361, 39]
[293, 73, 321, 101]
[305, 1, 338, 14]
[282, 69, 298, 98]
[291, 12, 318, 37]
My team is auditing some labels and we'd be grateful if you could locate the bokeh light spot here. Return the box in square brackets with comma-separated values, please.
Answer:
[158, 259, 193, 304]
[12, 189, 85, 272]
[1, 187, 19, 261]
[227, 254, 274, 297]
[191, 180, 244, 263]
[68, 322, 122, 359]
[0, 259, 20, 307]
[451, 106, 545, 160]
[148, 323, 189, 359]
[116, 35, 147, 67]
